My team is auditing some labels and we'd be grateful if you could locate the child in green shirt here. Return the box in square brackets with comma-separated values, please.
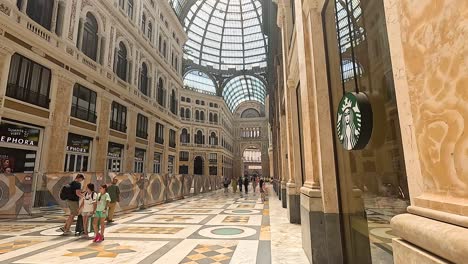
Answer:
[93, 184, 110, 242]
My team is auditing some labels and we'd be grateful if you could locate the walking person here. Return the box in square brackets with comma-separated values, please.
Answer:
[61, 174, 85, 235]
[223, 177, 230, 193]
[252, 175, 258, 194]
[93, 184, 111, 242]
[238, 177, 243, 193]
[243, 176, 249, 194]
[260, 178, 266, 202]
[231, 177, 238, 193]
[79, 183, 97, 238]
[106, 177, 120, 223]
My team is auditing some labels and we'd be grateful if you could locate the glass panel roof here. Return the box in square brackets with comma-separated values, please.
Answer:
[183, 70, 217, 94]
[222, 75, 265, 111]
[183, 0, 268, 72]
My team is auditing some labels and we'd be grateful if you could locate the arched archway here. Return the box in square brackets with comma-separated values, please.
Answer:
[194, 156, 204, 175]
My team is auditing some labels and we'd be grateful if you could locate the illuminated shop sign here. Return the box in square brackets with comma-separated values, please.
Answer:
[66, 133, 92, 153]
[108, 142, 123, 158]
[336, 92, 373, 150]
[0, 123, 40, 147]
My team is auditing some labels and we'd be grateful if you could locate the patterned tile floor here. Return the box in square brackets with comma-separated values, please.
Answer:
[0, 188, 273, 264]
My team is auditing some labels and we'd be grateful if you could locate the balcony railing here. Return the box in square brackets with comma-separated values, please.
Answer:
[71, 105, 97, 123]
[6, 84, 50, 109]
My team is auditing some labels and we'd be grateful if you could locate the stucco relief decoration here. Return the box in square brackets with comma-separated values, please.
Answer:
[68, 0, 77, 40]
[0, 3, 11, 16]
[400, 0, 468, 197]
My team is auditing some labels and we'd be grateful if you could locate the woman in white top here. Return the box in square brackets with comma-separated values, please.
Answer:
[79, 183, 97, 238]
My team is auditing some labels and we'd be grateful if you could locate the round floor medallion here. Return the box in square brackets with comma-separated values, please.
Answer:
[198, 226, 257, 239]
[211, 228, 244, 235]
[223, 209, 261, 215]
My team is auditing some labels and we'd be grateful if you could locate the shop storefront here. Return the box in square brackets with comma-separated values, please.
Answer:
[107, 142, 124, 172]
[323, 0, 410, 262]
[64, 133, 92, 172]
[0, 121, 42, 173]
[134, 148, 146, 173]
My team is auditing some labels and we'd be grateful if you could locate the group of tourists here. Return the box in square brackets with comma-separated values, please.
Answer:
[60, 174, 121, 242]
[223, 174, 267, 201]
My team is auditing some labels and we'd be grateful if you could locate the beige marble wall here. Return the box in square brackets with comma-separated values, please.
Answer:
[385, 0, 468, 217]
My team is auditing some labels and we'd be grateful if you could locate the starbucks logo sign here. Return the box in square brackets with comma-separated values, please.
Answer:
[336, 92, 373, 150]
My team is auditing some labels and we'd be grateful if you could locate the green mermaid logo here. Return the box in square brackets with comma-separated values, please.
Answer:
[336, 92, 372, 150]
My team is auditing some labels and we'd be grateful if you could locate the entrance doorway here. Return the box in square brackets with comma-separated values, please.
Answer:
[194, 156, 203, 175]
[242, 147, 262, 179]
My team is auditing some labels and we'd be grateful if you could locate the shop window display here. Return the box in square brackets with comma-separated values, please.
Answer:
[323, 0, 410, 262]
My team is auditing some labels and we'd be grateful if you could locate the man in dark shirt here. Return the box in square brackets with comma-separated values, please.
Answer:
[61, 174, 84, 235]
[106, 177, 120, 223]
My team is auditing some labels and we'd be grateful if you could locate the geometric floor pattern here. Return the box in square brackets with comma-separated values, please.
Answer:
[0, 187, 271, 264]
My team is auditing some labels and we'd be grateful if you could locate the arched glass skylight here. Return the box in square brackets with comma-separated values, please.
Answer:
[183, 70, 217, 94]
[183, 0, 268, 72]
[223, 75, 265, 111]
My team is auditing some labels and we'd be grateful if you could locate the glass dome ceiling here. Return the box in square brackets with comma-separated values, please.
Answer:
[223, 75, 265, 111]
[183, 0, 268, 72]
[183, 70, 217, 94]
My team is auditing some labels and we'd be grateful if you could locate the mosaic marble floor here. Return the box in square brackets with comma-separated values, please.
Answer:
[0, 189, 275, 264]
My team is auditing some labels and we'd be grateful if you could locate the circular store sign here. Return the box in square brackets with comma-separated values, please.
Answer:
[336, 92, 373, 150]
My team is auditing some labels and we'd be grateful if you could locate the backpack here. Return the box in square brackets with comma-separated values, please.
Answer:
[59, 183, 74, 200]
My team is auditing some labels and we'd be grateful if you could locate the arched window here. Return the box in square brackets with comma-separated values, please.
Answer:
[163, 41, 167, 57]
[25, 0, 54, 30]
[157, 78, 165, 106]
[195, 130, 204, 145]
[139, 62, 148, 96]
[185, 108, 191, 119]
[147, 22, 153, 40]
[195, 110, 200, 121]
[180, 107, 185, 118]
[170, 90, 177, 114]
[209, 132, 218, 145]
[200, 111, 205, 121]
[141, 13, 146, 32]
[81, 13, 99, 61]
[158, 35, 163, 52]
[127, 0, 134, 19]
[213, 113, 218, 123]
[119, 0, 124, 9]
[209, 113, 213, 122]
[180, 128, 189, 143]
[115, 42, 127, 81]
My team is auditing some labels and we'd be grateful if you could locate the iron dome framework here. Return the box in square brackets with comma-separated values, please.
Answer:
[169, 0, 268, 112]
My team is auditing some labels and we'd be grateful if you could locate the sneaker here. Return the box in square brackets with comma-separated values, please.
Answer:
[62, 231, 72, 236]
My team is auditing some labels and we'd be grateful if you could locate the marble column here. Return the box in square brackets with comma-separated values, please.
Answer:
[383, 0, 468, 263]
[45, 72, 74, 172]
[124, 107, 137, 172]
[285, 80, 301, 224]
[94, 96, 112, 172]
[50, 0, 59, 33]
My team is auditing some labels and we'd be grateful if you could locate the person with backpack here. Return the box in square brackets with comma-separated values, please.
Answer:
[223, 177, 230, 193]
[78, 183, 97, 238]
[60, 174, 85, 235]
[93, 184, 111, 242]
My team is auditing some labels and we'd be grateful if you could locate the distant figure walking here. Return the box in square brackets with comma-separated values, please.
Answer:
[231, 177, 238, 193]
[238, 177, 243, 193]
[223, 177, 230, 193]
[243, 177, 249, 194]
[106, 177, 120, 223]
